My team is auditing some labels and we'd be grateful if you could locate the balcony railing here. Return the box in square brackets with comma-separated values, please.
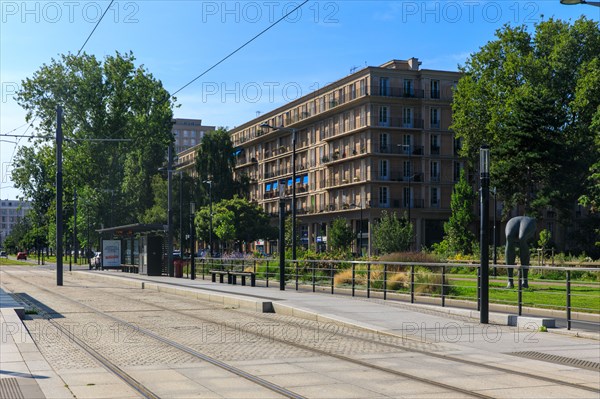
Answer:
[372, 117, 424, 129]
[371, 86, 425, 99]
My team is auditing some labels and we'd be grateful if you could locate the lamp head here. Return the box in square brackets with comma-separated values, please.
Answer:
[480, 145, 490, 178]
[259, 122, 272, 129]
[560, 0, 585, 4]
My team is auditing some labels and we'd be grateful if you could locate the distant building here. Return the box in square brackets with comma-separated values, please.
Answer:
[172, 118, 215, 154]
[0, 199, 32, 245]
[229, 58, 463, 254]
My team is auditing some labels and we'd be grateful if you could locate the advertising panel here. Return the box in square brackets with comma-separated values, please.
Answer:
[102, 240, 121, 267]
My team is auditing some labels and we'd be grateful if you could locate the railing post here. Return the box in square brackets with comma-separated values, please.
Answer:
[266, 260, 269, 287]
[202, 259, 205, 280]
[441, 265, 446, 307]
[383, 264, 387, 300]
[253, 260, 256, 274]
[367, 263, 371, 298]
[331, 262, 335, 295]
[566, 270, 571, 331]
[518, 267, 523, 316]
[295, 261, 299, 291]
[312, 262, 316, 292]
[351, 263, 355, 297]
[410, 264, 415, 303]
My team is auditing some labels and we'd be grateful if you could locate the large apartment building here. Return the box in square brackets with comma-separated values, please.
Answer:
[0, 199, 32, 246]
[172, 118, 215, 154]
[230, 58, 462, 254]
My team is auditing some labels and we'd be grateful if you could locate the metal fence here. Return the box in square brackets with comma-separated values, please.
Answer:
[194, 258, 599, 331]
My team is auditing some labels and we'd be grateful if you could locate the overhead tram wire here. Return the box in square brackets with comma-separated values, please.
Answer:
[167, 0, 310, 101]
[77, 0, 115, 56]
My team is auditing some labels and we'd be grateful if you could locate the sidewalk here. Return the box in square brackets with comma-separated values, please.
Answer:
[0, 288, 73, 399]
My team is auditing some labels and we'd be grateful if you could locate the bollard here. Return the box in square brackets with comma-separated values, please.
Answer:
[566, 270, 571, 330]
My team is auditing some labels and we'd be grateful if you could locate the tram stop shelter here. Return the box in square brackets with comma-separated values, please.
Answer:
[96, 223, 167, 276]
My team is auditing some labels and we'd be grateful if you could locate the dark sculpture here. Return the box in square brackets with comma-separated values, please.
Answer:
[505, 216, 536, 288]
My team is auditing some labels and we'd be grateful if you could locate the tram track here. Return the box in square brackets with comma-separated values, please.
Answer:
[3, 269, 599, 398]
[76, 271, 600, 396]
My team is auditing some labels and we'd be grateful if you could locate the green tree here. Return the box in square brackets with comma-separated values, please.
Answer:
[452, 18, 600, 219]
[372, 211, 413, 255]
[195, 128, 247, 205]
[328, 218, 355, 251]
[195, 196, 275, 252]
[440, 169, 476, 255]
[12, 51, 174, 241]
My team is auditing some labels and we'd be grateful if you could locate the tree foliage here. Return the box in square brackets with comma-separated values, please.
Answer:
[195, 128, 247, 205]
[439, 169, 477, 255]
[372, 211, 413, 255]
[195, 196, 276, 252]
[328, 218, 355, 251]
[12, 52, 174, 247]
[452, 18, 600, 219]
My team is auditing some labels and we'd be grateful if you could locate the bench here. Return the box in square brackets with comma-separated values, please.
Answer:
[210, 270, 229, 283]
[229, 271, 256, 287]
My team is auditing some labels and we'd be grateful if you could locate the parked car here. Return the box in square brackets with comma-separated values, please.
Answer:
[16, 251, 27, 260]
[0, 251, 7, 258]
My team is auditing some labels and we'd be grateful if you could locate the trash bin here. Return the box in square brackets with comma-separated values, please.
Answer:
[174, 259, 183, 278]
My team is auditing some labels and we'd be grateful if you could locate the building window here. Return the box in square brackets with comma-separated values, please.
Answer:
[431, 161, 440, 182]
[403, 79, 413, 97]
[402, 108, 412, 128]
[430, 108, 440, 129]
[453, 161, 464, 181]
[379, 106, 389, 127]
[454, 136, 463, 155]
[431, 134, 440, 154]
[403, 135, 412, 153]
[431, 79, 440, 99]
[379, 160, 389, 180]
[379, 186, 389, 207]
[350, 83, 356, 100]
[403, 187, 412, 208]
[379, 133, 389, 152]
[431, 187, 440, 207]
[379, 77, 389, 96]
[403, 160, 412, 180]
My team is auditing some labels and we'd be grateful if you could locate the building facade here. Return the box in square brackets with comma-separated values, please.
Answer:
[0, 199, 32, 246]
[172, 118, 215, 154]
[230, 58, 463, 254]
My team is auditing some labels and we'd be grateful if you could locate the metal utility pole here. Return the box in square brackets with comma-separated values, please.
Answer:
[190, 201, 196, 280]
[291, 130, 297, 261]
[279, 191, 286, 290]
[479, 145, 490, 324]
[167, 144, 174, 277]
[179, 172, 184, 277]
[73, 188, 78, 264]
[56, 105, 64, 286]
[204, 180, 213, 258]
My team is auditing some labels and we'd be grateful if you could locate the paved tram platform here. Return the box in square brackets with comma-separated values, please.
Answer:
[1, 268, 599, 398]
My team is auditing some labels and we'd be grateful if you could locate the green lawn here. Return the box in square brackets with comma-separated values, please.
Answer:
[448, 278, 600, 313]
[0, 258, 33, 266]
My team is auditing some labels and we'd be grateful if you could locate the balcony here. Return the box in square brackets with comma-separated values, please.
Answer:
[370, 86, 425, 99]
[430, 174, 441, 182]
[430, 146, 440, 155]
[430, 121, 441, 129]
[371, 117, 424, 129]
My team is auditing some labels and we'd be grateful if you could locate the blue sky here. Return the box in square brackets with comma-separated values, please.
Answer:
[1, 0, 598, 199]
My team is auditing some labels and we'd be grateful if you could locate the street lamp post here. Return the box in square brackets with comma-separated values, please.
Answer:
[480, 145, 490, 324]
[203, 180, 213, 258]
[260, 123, 297, 261]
